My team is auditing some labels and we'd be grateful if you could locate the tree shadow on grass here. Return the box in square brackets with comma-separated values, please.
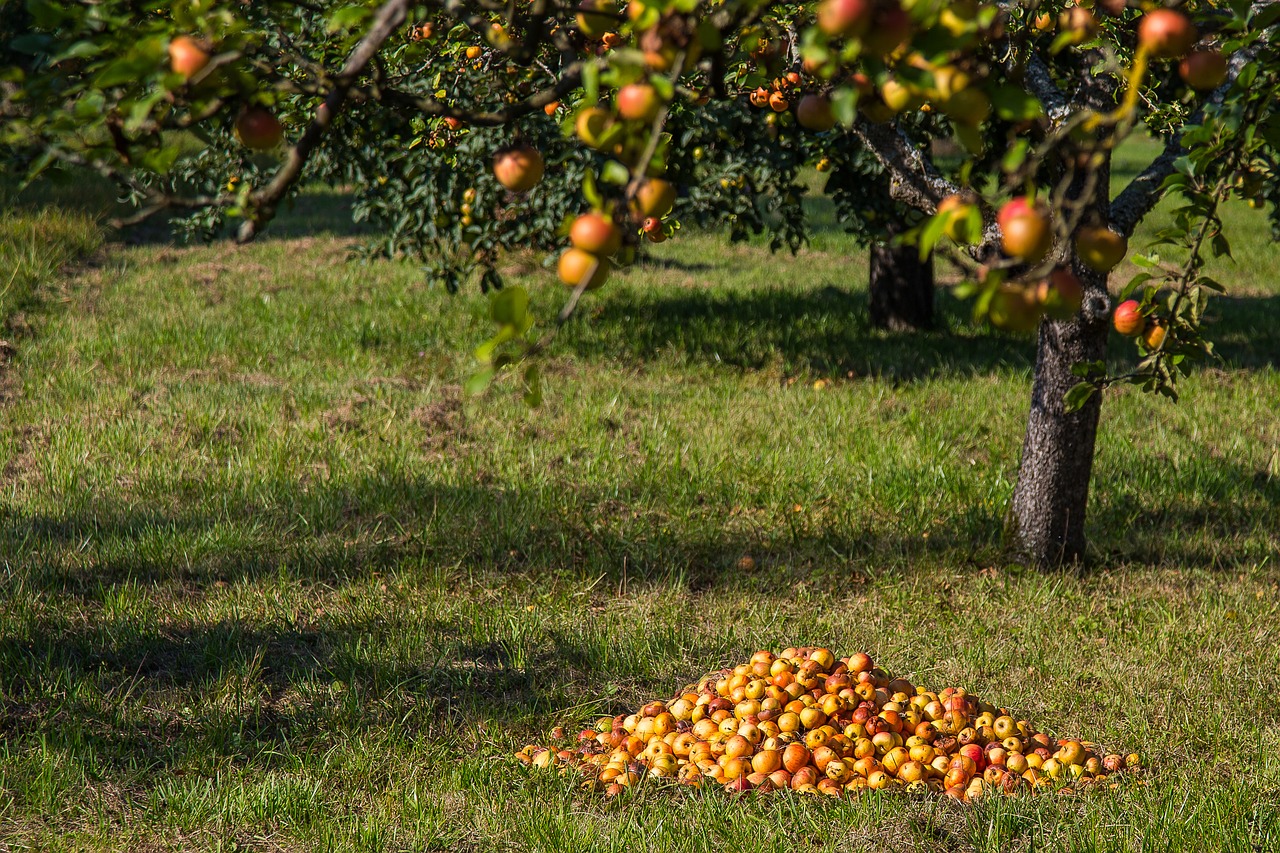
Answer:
[558, 282, 1280, 379]
[0, 615, 639, 777]
[0, 456, 1272, 779]
[5, 445, 1273, 603]
[560, 284, 1039, 381]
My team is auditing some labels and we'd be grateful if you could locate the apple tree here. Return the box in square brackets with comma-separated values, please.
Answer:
[3, 0, 1279, 567]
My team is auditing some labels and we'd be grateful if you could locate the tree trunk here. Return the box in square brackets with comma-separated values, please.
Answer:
[1007, 262, 1111, 566]
[1008, 138, 1114, 568]
[869, 235, 934, 331]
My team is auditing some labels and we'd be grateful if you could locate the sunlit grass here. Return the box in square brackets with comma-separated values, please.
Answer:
[0, 138, 1276, 851]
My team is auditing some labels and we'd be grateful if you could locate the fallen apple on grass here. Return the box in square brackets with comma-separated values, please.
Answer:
[516, 647, 1139, 802]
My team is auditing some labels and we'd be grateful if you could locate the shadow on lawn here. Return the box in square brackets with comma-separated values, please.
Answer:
[561, 284, 1280, 380]
[0, 613, 614, 772]
[0, 473, 1001, 598]
[5, 446, 1275, 601]
[0, 461, 1272, 772]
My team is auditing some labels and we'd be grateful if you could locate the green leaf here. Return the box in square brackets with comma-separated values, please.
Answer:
[9, 33, 52, 55]
[601, 160, 630, 185]
[50, 40, 103, 64]
[490, 285, 530, 327]
[650, 74, 674, 101]
[1070, 360, 1105, 379]
[25, 0, 64, 27]
[1002, 139, 1031, 174]
[582, 168, 602, 208]
[581, 62, 599, 106]
[1064, 382, 1097, 412]
[522, 363, 543, 407]
[989, 85, 1044, 122]
[464, 367, 496, 396]
[830, 87, 858, 128]
[952, 121, 984, 157]
[327, 5, 371, 32]
[1119, 272, 1153, 301]
[696, 19, 724, 51]
[917, 212, 948, 261]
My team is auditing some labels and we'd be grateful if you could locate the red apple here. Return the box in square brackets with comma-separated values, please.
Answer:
[997, 196, 1035, 230]
[1039, 268, 1084, 320]
[1113, 299, 1145, 336]
[493, 144, 544, 192]
[1000, 206, 1052, 263]
[1179, 50, 1228, 90]
[570, 213, 621, 256]
[817, 0, 875, 38]
[616, 83, 661, 122]
[1138, 9, 1197, 60]
[234, 107, 284, 150]
[1075, 225, 1127, 272]
[168, 36, 210, 80]
[795, 94, 836, 131]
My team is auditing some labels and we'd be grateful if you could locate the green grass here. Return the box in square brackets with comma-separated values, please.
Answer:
[0, 140, 1277, 851]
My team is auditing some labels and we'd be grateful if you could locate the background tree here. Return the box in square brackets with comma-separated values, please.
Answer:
[3, 0, 1278, 567]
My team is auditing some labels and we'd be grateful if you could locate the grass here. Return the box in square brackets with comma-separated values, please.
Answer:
[0, 138, 1277, 851]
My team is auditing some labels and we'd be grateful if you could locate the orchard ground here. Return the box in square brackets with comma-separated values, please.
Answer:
[0, 138, 1277, 851]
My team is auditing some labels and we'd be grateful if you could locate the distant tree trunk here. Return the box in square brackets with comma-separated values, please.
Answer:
[868, 230, 934, 331]
[1008, 147, 1113, 568]
[1008, 261, 1111, 566]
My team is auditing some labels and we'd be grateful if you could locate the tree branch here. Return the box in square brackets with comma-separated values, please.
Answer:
[374, 62, 589, 125]
[237, 0, 411, 243]
[845, 119, 962, 213]
[1025, 54, 1072, 124]
[1109, 29, 1270, 236]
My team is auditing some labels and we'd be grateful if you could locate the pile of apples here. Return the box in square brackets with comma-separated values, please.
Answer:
[515, 647, 1139, 802]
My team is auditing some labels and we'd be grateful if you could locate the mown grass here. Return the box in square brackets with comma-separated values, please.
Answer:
[0, 200, 102, 326]
[0, 139, 1277, 851]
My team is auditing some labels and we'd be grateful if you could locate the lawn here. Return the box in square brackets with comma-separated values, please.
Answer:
[0, 139, 1277, 851]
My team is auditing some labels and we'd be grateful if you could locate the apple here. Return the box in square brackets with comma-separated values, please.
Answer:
[168, 36, 210, 80]
[493, 144, 544, 192]
[234, 107, 284, 150]
[943, 88, 991, 126]
[881, 79, 924, 114]
[575, 107, 613, 149]
[1142, 322, 1167, 349]
[862, 3, 912, 56]
[631, 178, 676, 218]
[1180, 50, 1228, 90]
[937, 194, 979, 244]
[617, 83, 661, 122]
[1113, 299, 1145, 336]
[997, 196, 1034, 230]
[576, 0, 615, 36]
[1038, 268, 1084, 320]
[1060, 6, 1098, 41]
[1075, 225, 1127, 271]
[1057, 740, 1086, 766]
[817, 0, 874, 38]
[988, 284, 1042, 333]
[1000, 202, 1052, 263]
[1138, 9, 1197, 60]
[557, 248, 611, 290]
[795, 95, 836, 131]
[517, 648, 1139, 800]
